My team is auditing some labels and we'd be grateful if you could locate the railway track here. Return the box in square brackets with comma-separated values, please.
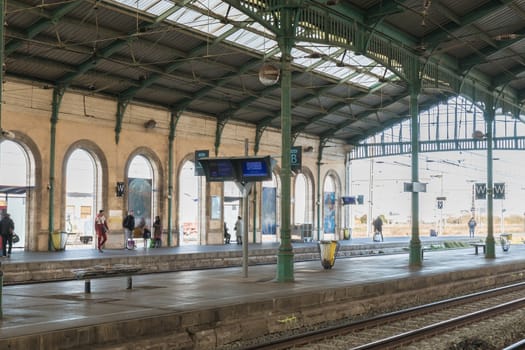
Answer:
[245, 282, 525, 350]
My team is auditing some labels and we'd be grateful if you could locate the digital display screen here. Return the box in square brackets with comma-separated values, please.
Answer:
[242, 159, 268, 177]
[240, 157, 272, 181]
[207, 159, 235, 181]
[341, 196, 356, 205]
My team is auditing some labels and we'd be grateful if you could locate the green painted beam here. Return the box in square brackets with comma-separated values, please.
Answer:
[55, 1, 187, 87]
[344, 93, 452, 144]
[119, 25, 243, 100]
[365, 0, 407, 24]
[492, 65, 525, 88]
[424, 0, 513, 48]
[460, 28, 525, 70]
[5, 0, 83, 56]
[57, 38, 134, 86]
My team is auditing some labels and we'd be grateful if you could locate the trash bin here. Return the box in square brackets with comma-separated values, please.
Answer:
[317, 240, 340, 269]
[51, 231, 68, 251]
[343, 228, 351, 240]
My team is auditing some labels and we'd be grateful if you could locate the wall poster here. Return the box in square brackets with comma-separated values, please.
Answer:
[323, 191, 336, 234]
[262, 187, 276, 235]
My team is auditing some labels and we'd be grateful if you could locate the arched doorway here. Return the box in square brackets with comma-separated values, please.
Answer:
[0, 139, 33, 250]
[293, 172, 313, 241]
[323, 173, 339, 240]
[128, 155, 154, 231]
[64, 149, 99, 249]
[178, 160, 203, 245]
[261, 172, 279, 242]
[223, 181, 242, 244]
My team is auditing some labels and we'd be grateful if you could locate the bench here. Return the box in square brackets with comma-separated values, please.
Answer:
[420, 241, 473, 259]
[79, 235, 93, 244]
[72, 264, 141, 293]
[471, 242, 486, 255]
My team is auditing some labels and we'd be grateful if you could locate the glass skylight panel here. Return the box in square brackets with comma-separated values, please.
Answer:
[135, 0, 159, 11]
[146, 0, 175, 16]
[118, 0, 140, 8]
[316, 60, 354, 77]
[192, 0, 250, 23]
[349, 73, 379, 87]
[348, 53, 374, 66]
[225, 29, 277, 52]
[169, 7, 207, 28]
[109, 0, 395, 90]
[230, 30, 261, 49]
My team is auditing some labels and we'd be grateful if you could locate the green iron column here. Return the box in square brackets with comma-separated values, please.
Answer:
[408, 84, 422, 267]
[484, 102, 496, 258]
[167, 110, 176, 247]
[48, 87, 64, 251]
[276, 1, 301, 282]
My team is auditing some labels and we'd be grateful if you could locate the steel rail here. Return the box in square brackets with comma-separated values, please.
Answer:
[245, 281, 525, 350]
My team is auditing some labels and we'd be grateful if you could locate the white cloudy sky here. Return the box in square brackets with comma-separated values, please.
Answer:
[349, 149, 525, 223]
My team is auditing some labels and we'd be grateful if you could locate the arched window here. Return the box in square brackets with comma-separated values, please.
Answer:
[323, 174, 337, 240]
[178, 160, 201, 245]
[223, 181, 242, 243]
[292, 172, 314, 241]
[65, 149, 98, 249]
[128, 155, 154, 228]
[261, 172, 279, 242]
[0, 140, 32, 249]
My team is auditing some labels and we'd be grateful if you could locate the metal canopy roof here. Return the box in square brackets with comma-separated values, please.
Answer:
[4, 0, 525, 146]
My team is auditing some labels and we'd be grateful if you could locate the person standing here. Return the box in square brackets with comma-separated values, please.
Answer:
[94, 209, 109, 253]
[234, 216, 243, 245]
[122, 210, 135, 249]
[468, 217, 477, 237]
[153, 216, 162, 248]
[223, 222, 231, 244]
[373, 216, 384, 242]
[0, 212, 14, 258]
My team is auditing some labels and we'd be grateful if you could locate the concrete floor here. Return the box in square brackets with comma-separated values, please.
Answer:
[1, 237, 523, 341]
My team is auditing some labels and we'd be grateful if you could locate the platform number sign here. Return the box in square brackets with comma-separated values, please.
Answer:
[475, 183, 487, 199]
[194, 150, 209, 176]
[493, 183, 505, 199]
[291, 146, 302, 172]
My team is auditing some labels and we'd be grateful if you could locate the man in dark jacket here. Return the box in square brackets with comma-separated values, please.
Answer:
[0, 212, 15, 257]
[373, 216, 384, 242]
[122, 210, 135, 249]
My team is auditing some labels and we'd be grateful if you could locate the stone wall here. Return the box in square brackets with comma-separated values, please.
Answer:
[1, 79, 347, 251]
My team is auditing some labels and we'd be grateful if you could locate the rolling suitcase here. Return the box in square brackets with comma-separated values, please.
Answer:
[126, 238, 136, 250]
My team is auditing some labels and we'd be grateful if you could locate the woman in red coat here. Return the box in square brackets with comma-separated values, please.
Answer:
[95, 209, 109, 252]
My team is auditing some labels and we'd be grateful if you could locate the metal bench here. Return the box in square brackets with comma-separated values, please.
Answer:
[72, 264, 141, 293]
[471, 243, 486, 255]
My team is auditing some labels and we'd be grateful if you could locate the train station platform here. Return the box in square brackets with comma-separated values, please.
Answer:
[1, 236, 524, 349]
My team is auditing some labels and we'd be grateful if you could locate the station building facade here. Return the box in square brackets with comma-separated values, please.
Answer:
[0, 79, 348, 251]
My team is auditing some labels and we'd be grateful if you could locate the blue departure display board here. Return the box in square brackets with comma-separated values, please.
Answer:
[206, 159, 236, 181]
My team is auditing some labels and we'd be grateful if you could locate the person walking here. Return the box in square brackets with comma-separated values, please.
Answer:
[223, 222, 231, 244]
[94, 209, 109, 253]
[153, 216, 162, 248]
[373, 216, 384, 242]
[122, 210, 135, 249]
[468, 217, 477, 237]
[234, 216, 243, 245]
[0, 212, 14, 258]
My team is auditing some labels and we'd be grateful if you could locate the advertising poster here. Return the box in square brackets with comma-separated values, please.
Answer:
[323, 191, 336, 234]
[262, 187, 276, 235]
[128, 178, 152, 226]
